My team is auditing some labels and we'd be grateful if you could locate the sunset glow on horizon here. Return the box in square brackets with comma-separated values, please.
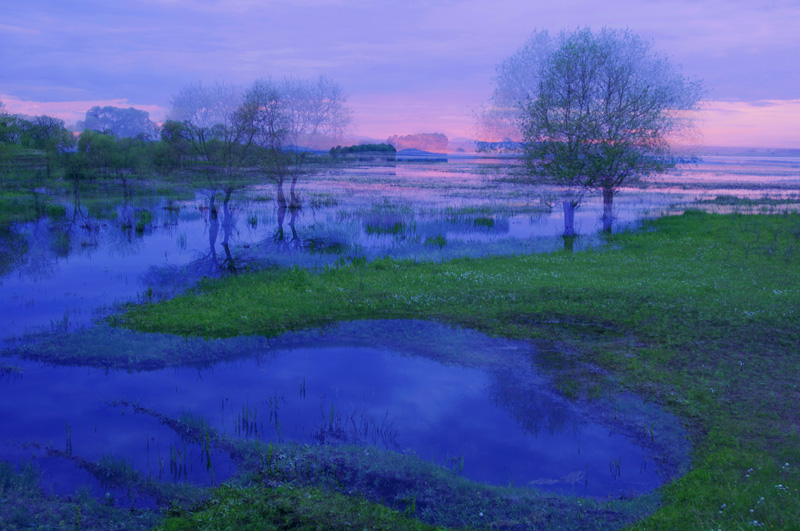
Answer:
[2, 1, 798, 150]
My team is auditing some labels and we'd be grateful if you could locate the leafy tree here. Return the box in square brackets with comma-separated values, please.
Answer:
[77, 129, 122, 179]
[0, 101, 16, 167]
[331, 143, 396, 156]
[168, 81, 245, 165]
[492, 28, 702, 234]
[81, 106, 158, 139]
[235, 79, 292, 211]
[168, 82, 256, 204]
[21, 115, 75, 178]
[155, 119, 192, 172]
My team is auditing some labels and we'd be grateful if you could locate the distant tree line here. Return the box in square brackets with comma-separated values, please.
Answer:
[329, 143, 396, 156]
[0, 77, 352, 208]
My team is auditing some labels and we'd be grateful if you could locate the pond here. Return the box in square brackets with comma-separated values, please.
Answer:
[1, 320, 688, 502]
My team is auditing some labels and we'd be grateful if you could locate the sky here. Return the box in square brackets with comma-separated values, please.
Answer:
[1, 0, 798, 148]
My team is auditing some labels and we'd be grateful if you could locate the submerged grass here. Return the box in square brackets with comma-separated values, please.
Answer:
[0, 461, 162, 530]
[0, 191, 66, 226]
[125, 400, 655, 530]
[117, 211, 800, 529]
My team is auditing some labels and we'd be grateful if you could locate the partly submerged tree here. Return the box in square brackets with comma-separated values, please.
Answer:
[238, 76, 350, 211]
[492, 28, 702, 234]
[167, 81, 256, 210]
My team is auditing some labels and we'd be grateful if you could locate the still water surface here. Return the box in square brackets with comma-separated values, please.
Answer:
[1, 320, 687, 498]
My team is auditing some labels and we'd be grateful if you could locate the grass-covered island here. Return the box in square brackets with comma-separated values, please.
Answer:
[71, 210, 794, 530]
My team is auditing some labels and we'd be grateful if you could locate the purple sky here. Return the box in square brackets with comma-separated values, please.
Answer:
[1, 0, 798, 147]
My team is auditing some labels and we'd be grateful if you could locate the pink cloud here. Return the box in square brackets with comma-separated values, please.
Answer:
[349, 90, 483, 141]
[698, 99, 800, 149]
[4, 93, 798, 150]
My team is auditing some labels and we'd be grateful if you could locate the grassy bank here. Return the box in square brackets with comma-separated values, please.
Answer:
[113, 211, 798, 528]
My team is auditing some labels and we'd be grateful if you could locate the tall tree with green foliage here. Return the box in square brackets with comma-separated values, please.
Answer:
[21, 115, 76, 179]
[491, 28, 702, 234]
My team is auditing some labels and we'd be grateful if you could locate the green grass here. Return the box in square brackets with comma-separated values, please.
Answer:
[158, 483, 438, 531]
[424, 234, 447, 248]
[115, 211, 800, 529]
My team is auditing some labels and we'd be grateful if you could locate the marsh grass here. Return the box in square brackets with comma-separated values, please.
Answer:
[424, 234, 447, 248]
[127, 404, 655, 530]
[0, 363, 22, 377]
[0, 191, 67, 226]
[158, 483, 439, 531]
[135, 209, 154, 234]
[117, 211, 800, 529]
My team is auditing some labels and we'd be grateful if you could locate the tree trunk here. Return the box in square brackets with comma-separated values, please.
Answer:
[289, 174, 301, 210]
[275, 177, 287, 242]
[208, 192, 218, 218]
[208, 210, 219, 265]
[276, 178, 287, 210]
[562, 235, 575, 253]
[562, 200, 575, 237]
[221, 204, 235, 273]
[289, 208, 299, 243]
[223, 187, 233, 211]
[602, 188, 614, 233]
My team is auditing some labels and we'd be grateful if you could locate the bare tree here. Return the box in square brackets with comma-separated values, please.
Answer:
[276, 76, 350, 207]
[500, 28, 702, 234]
[168, 81, 256, 209]
[239, 76, 351, 211]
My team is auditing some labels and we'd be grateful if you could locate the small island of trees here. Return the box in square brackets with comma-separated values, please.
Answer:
[329, 143, 397, 161]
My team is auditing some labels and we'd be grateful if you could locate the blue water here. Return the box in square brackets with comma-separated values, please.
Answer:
[1, 320, 688, 498]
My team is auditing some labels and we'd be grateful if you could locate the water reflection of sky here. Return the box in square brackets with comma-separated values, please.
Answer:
[0, 321, 687, 497]
[1, 156, 798, 348]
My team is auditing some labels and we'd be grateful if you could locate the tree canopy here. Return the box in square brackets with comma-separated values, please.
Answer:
[81, 106, 158, 139]
[495, 28, 703, 232]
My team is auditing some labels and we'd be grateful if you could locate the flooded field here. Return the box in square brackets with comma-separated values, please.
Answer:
[2, 155, 798, 346]
[0, 154, 798, 515]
